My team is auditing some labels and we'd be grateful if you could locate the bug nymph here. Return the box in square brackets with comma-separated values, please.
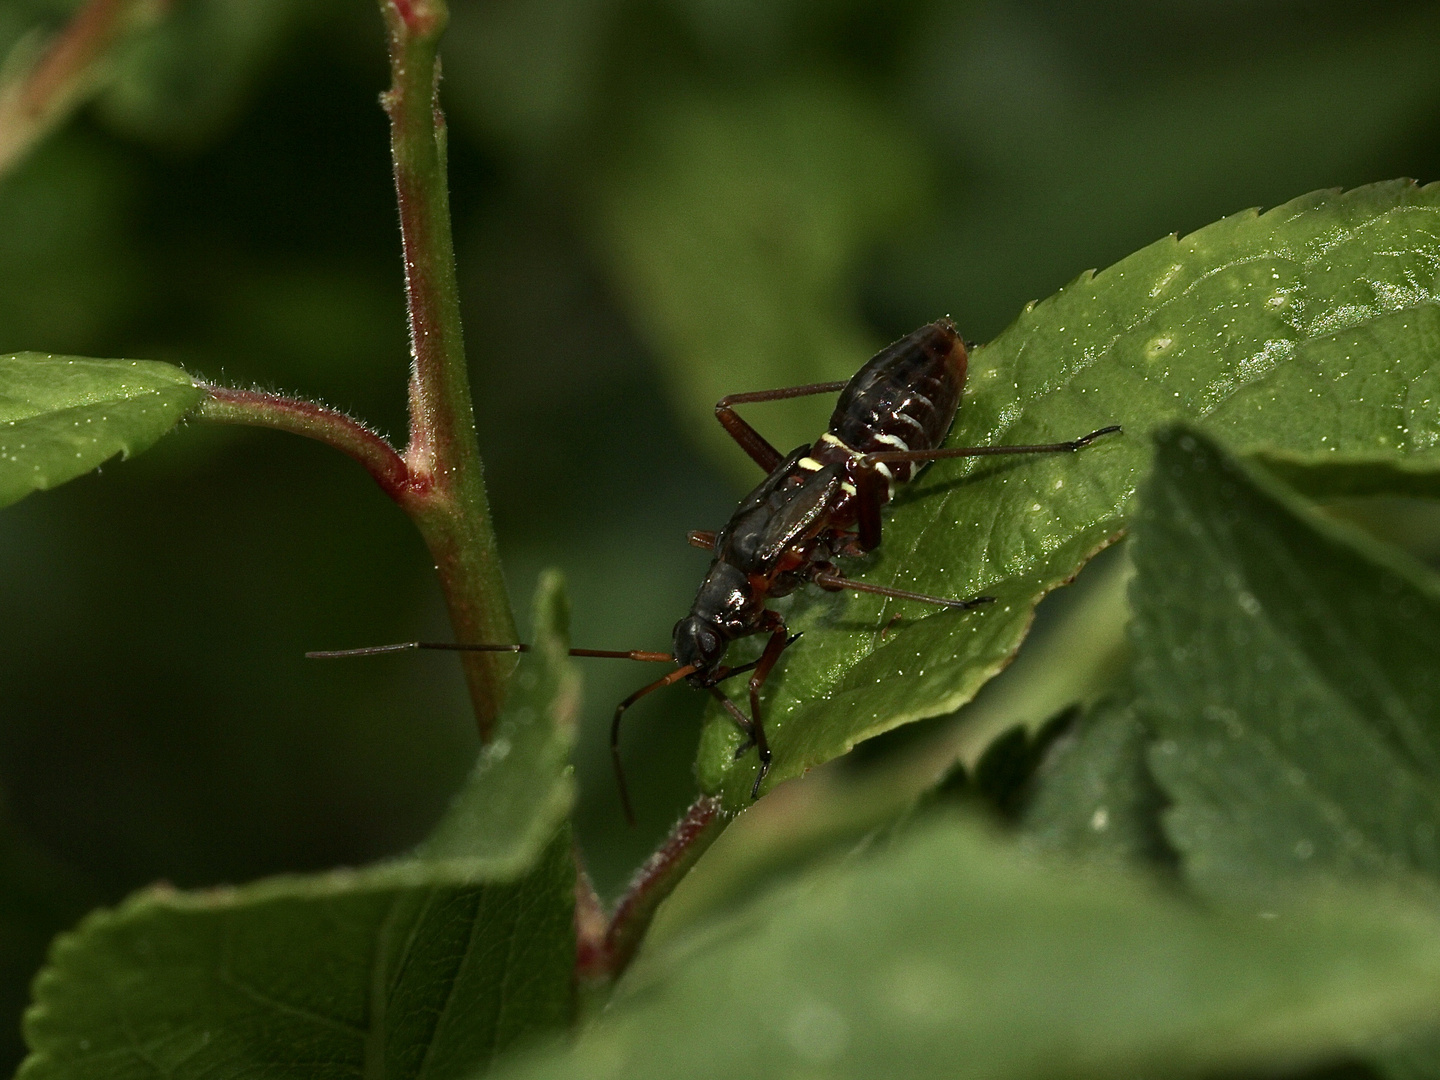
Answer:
[629, 321, 985, 808]
[309, 319, 1119, 823]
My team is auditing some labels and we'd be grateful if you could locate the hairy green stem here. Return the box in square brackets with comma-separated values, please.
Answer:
[0, 0, 166, 179]
[379, 0, 516, 739]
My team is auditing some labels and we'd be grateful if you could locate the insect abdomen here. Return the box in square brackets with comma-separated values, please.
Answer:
[825, 319, 967, 481]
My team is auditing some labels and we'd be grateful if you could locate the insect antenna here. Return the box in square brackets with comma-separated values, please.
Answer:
[309, 640, 698, 826]
[306, 642, 674, 662]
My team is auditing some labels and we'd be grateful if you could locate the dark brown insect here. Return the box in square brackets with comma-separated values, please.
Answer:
[312, 320, 1119, 821]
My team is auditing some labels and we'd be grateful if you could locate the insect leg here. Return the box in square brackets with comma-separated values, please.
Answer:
[709, 687, 757, 748]
[716, 380, 849, 472]
[611, 663, 699, 825]
[861, 425, 1122, 469]
[708, 634, 802, 751]
[852, 465, 888, 551]
[810, 570, 995, 611]
[686, 529, 717, 550]
[740, 615, 794, 799]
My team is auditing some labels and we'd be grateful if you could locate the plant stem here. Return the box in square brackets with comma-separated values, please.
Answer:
[379, 0, 516, 739]
[197, 386, 414, 501]
[577, 797, 729, 985]
[0, 0, 166, 179]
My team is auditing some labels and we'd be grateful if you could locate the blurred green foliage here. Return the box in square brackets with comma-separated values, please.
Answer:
[1, 0, 1440, 1069]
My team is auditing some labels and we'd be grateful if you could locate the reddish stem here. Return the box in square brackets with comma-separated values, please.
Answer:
[378, 0, 515, 739]
[390, 0, 418, 29]
[196, 386, 417, 504]
[577, 796, 728, 985]
[573, 856, 607, 984]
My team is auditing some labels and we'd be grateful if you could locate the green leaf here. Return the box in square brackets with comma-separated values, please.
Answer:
[1251, 449, 1440, 500]
[1127, 426, 1440, 1079]
[1132, 424, 1440, 896]
[696, 180, 1440, 810]
[1020, 696, 1175, 870]
[422, 569, 581, 870]
[493, 814, 1440, 1080]
[17, 576, 583, 1080]
[0, 354, 203, 509]
[19, 839, 575, 1080]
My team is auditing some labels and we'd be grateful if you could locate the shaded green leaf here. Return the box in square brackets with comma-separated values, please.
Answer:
[19, 838, 575, 1080]
[1127, 426, 1440, 1080]
[423, 569, 581, 870]
[1020, 696, 1175, 869]
[1133, 426, 1440, 898]
[696, 181, 1440, 809]
[17, 576, 584, 1080]
[494, 815, 1440, 1080]
[1252, 450, 1440, 500]
[0, 354, 202, 508]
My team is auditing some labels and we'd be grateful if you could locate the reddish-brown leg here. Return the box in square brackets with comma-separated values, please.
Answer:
[852, 465, 888, 551]
[687, 530, 717, 550]
[809, 569, 994, 610]
[611, 663, 699, 825]
[738, 612, 794, 798]
[715, 380, 849, 472]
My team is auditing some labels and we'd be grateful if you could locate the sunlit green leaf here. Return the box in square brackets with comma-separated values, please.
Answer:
[16, 577, 583, 1080]
[697, 181, 1440, 810]
[492, 815, 1440, 1080]
[0, 354, 202, 508]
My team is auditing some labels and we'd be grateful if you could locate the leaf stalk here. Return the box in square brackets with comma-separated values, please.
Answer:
[196, 386, 414, 499]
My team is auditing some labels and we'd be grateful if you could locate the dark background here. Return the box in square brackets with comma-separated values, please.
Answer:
[0, 0, 1439, 1067]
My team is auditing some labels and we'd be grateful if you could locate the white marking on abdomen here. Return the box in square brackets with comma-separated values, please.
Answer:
[799, 457, 823, 471]
[820, 432, 863, 458]
[873, 432, 909, 452]
[895, 411, 926, 436]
